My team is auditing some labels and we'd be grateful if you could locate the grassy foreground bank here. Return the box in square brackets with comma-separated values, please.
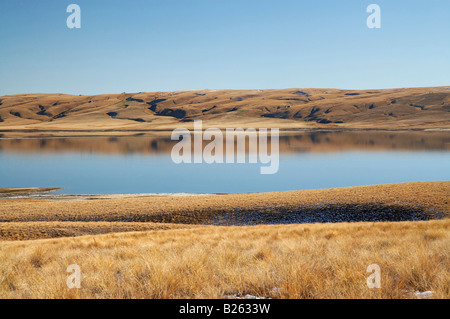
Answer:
[0, 182, 448, 298]
[0, 219, 449, 298]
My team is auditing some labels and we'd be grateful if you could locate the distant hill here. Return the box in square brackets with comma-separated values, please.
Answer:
[0, 87, 449, 131]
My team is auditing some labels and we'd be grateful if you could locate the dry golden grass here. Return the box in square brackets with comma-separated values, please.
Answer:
[0, 219, 448, 299]
[0, 182, 448, 298]
[0, 182, 447, 241]
[0, 182, 448, 227]
[1, 87, 449, 132]
[0, 222, 199, 241]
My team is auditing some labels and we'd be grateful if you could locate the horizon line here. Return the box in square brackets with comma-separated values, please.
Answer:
[2, 85, 449, 97]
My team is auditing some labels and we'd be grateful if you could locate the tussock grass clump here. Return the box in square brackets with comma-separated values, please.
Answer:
[29, 247, 47, 268]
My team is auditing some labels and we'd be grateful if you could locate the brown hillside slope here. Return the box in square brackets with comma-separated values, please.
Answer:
[0, 87, 449, 131]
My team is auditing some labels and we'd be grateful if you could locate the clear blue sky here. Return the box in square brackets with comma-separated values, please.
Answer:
[0, 0, 449, 95]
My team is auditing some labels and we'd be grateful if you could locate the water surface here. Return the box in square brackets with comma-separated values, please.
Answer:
[0, 131, 448, 194]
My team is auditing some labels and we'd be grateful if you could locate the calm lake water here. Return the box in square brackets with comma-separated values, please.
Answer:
[0, 131, 449, 194]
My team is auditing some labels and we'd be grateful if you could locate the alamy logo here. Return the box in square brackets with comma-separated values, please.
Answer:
[67, 264, 81, 288]
[171, 121, 279, 174]
[366, 264, 381, 288]
[66, 4, 81, 29]
[366, 4, 381, 29]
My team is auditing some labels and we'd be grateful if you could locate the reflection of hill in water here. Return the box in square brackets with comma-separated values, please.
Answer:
[0, 131, 448, 154]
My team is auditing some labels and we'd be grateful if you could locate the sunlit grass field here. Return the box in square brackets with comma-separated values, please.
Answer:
[0, 219, 448, 299]
[0, 182, 448, 299]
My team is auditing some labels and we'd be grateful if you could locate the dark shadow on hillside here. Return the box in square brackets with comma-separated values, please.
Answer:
[118, 203, 446, 226]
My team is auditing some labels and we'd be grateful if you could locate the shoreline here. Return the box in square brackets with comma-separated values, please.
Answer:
[1, 127, 450, 137]
[0, 191, 211, 201]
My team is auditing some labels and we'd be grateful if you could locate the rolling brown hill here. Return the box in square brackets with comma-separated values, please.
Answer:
[0, 86, 449, 131]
